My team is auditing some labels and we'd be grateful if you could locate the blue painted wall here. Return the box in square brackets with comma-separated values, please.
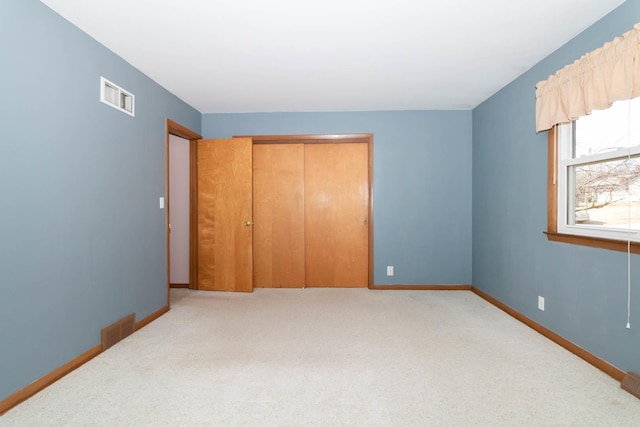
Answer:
[202, 111, 473, 286]
[3, 0, 635, 408]
[472, 0, 640, 373]
[0, 0, 200, 402]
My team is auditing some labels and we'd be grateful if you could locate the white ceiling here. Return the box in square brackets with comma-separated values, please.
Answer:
[41, 0, 625, 113]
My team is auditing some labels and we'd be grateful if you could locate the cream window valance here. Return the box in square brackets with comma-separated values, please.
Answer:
[535, 23, 640, 133]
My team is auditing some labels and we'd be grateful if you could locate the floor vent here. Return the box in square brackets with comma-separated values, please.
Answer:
[621, 372, 640, 400]
[101, 313, 135, 351]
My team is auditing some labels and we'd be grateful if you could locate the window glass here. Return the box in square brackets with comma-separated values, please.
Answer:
[558, 97, 640, 240]
[569, 157, 640, 228]
[574, 98, 640, 157]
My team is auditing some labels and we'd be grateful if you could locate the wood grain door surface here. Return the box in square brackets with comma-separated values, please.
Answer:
[196, 138, 253, 292]
[252, 144, 305, 288]
[197, 138, 368, 291]
[304, 143, 369, 287]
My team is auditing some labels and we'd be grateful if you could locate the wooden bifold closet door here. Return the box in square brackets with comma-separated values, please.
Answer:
[253, 142, 369, 288]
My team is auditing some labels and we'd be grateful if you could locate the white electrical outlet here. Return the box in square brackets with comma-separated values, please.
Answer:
[538, 296, 545, 311]
[386, 266, 394, 276]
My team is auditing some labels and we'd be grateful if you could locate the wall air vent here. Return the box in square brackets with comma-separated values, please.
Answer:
[101, 313, 136, 351]
[100, 76, 135, 116]
[621, 371, 640, 400]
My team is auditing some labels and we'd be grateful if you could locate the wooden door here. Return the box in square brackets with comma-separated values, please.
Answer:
[304, 143, 369, 287]
[196, 138, 253, 292]
[252, 144, 305, 288]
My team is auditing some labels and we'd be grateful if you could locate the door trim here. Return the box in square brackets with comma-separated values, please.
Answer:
[166, 119, 201, 305]
[236, 134, 374, 289]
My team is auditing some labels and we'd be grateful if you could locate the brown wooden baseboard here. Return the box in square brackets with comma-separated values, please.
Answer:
[169, 283, 189, 288]
[471, 287, 625, 382]
[0, 344, 102, 415]
[135, 305, 169, 331]
[0, 305, 170, 415]
[371, 284, 472, 290]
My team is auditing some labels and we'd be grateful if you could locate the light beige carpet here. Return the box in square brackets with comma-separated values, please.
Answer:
[2, 288, 639, 426]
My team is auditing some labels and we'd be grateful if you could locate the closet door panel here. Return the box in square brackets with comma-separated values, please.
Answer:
[304, 143, 368, 287]
[253, 144, 305, 288]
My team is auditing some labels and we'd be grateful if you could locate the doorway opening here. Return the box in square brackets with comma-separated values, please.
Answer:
[165, 119, 201, 306]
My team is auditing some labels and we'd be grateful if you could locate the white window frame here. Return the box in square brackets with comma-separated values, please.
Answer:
[556, 121, 640, 242]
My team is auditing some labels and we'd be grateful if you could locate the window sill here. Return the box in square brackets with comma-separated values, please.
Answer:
[545, 231, 640, 254]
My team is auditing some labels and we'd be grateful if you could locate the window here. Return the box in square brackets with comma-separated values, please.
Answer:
[100, 77, 135, 116]
[548, 97, 640, 251]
